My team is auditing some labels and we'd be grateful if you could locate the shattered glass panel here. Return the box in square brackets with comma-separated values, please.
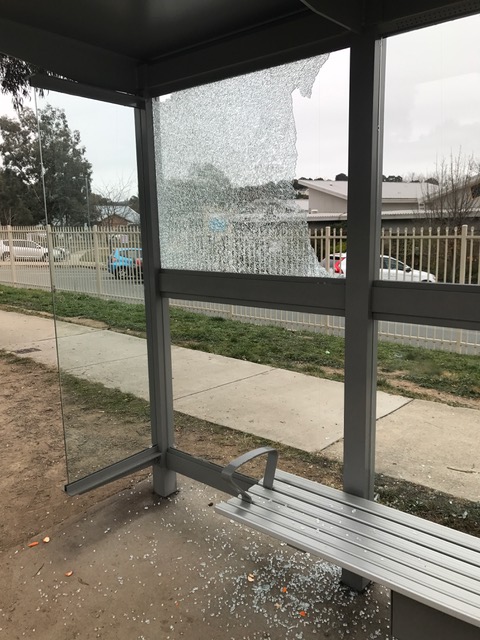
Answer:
[153, 56, 330, 277]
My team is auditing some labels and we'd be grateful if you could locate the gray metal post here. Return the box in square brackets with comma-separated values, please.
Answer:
[46, 224, 56, 290]
[6, 225, 17, 285]
[92, 225, 103, 296]
[342, 35, 385, 590]
[135, 99, 177, 497]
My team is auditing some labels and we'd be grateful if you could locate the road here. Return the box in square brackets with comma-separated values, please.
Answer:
[0, 261, 478, 354]
[0, 262, 144, 302]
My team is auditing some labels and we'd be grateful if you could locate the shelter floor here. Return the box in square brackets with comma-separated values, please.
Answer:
[2, 477, 391, 640]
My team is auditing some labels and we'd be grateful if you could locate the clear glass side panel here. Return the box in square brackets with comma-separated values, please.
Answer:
[153, 54, 342, 277]
[382, 14, 480, 288]
[170, 300, 345, 489]
[33, 91, 151, 483]
[375, 321, 480, 533]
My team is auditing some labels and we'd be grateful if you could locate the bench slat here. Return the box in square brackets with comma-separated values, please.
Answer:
[248, 484, 480, 588]
[218, 498, 480, 610]
[250, 481, 480, 570]
[274, 470, 480, 553]
[217, 498, 480, 629]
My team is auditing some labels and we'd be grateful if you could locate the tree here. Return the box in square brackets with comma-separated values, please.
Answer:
[335, 173, 348, 181]
[0, 105, 92, 225]
[0, 168, 34, 225]
[382, 175, 403, 182]
[0, 55, 45, 110]
[91, 179, 139, 224]
[422, 151, 480, 228]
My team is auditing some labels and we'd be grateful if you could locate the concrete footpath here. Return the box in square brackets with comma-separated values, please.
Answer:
[0, 308, 479, 502]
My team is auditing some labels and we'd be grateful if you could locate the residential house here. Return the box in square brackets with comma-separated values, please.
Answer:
[301, 179, 480, 230]
[96, 205, 140, 227]
[299, 180, 436, 230]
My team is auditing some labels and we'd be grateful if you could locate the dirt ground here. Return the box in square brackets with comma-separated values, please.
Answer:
[0, 356, 392, 640]
[0, 356, 152, 552]
[0, 353, 341, 554]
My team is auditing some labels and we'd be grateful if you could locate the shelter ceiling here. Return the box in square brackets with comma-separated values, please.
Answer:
[0, 0, 479, 97]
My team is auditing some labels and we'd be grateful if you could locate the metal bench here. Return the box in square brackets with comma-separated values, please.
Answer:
[215, 447, 480, 640]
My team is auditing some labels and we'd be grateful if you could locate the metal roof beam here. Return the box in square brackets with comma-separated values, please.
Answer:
[376, 0, 480, 35]
[29, 74, 144, 108]
[299, 0, 363, 32]
[0, 17, 138, 94]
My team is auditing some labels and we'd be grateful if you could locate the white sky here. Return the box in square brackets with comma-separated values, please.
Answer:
[293, 13, 480, 180]
[0, 13, 479, 192]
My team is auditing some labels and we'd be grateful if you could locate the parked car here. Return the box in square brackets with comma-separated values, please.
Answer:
[320, 254, 345, 274]
[321, 253, 436, 282]
[0, 239, 66, 261]
[107, 248, 143, 281]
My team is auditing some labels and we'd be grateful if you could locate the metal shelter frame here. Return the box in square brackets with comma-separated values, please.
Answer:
[1, 0, 480, 594]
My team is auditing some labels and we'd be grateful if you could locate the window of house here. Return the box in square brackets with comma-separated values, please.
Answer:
[471, 183, 480, 199]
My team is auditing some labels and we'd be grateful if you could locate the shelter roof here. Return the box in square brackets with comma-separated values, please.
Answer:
[1, 1, 479, 97]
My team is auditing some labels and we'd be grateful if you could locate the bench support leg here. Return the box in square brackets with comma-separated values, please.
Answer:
[391, 592, 478, 640]
[341, 569, 370, 592]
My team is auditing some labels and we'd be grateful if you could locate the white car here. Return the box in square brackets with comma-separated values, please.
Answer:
[323, 253, 436, 282]
[0, 239, 66, 262]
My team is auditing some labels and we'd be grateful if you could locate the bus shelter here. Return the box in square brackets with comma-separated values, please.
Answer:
[1, 1, 479, 634]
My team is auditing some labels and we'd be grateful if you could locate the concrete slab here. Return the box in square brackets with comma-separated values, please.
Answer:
[2, 477, 391, 640]
[58, 329, 147, 371]
[175, 368, 410, 453]
[66, 354, 151, 400]
[54, 336, 274, 402]
[323, 399, 480, 502]
[172, 346, 273, 399]
[0, 311, 103, 368]
[0, 310, 55, 347]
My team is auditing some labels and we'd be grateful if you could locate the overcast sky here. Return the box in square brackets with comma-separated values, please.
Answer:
[0, 13, 479, 192]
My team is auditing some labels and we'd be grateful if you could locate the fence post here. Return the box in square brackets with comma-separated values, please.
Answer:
[325, 226, 331, 268]
[459, 224, 468, 285]
[92, 225, 103, 296]
[7, 225, 17, 285]
[455, 224, 468, 352]
[46, 224, 56, 289]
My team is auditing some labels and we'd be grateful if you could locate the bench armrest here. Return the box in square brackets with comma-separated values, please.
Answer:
[221, 447, 278, 503]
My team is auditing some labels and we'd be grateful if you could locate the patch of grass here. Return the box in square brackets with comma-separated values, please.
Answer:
[170, 306, 345, 373]
[0, 285, 147, 334]
[1, 284, 479, 402]
[375, 477, 480, 536]
[60, 371, 151, 421]
[378, 341, 480, 400]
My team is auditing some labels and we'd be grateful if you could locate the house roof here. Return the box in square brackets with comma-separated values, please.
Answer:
[97, 205, 140, 225]
[307, 209, 480, 223]
[307, 210, 422, 223]
[299, 180, 437, 203]
[1, 1, 478, 98]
